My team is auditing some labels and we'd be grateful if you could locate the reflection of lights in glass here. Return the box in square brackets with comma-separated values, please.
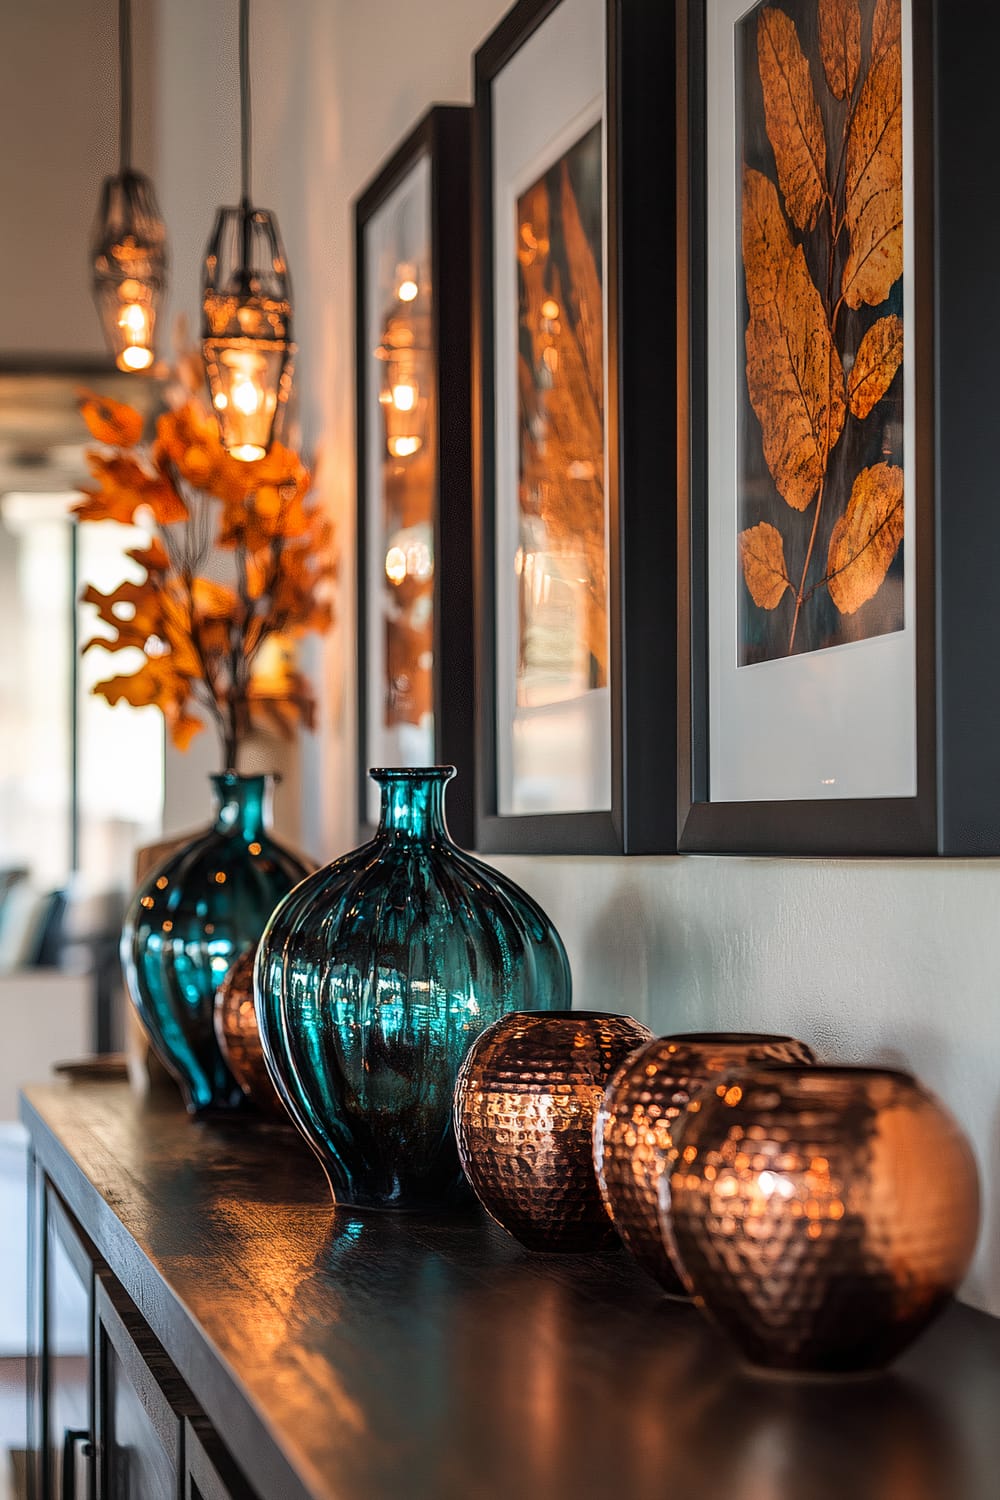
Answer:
[385, 546, 407, 585]
[396, 262, 419, 302]
[385, 536, 433, 585]
[541, 298, 559, 320]
[567, 459, 596, 481]
[374, 266, 429, 459]
[391, 382, 417, 413]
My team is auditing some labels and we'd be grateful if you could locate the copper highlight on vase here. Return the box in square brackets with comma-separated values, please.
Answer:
[662, 1065, 980, 1375]
[454, 1011, 652, 1252]
[215, 947, 287, 1120]
[594, 1033, 814, 1294]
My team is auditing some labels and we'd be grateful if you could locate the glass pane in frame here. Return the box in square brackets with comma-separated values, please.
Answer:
[491, 0, 611, 818]
[363, 154, 434, 826]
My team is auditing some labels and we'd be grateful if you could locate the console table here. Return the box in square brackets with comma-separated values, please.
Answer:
[21, 1081, 1000, 1499]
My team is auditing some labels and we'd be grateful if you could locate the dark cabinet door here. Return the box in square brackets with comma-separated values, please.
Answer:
[185, 1417, 259, 1500]
[94, 1279, 186, 1500]
[44, 1188, 96, 1500]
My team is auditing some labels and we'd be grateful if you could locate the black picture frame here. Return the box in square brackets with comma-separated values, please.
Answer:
[473, 0, 676, 854]
[677, 0, 1000, 855]
[355, 106, 475, 847]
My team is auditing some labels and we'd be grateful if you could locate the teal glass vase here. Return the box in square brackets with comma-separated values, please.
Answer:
[121, 773, 311, 1115]
[255, 767, 572, 1210]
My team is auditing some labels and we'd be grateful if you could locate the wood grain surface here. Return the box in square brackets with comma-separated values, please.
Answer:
[21, 1082, 1000, 1500]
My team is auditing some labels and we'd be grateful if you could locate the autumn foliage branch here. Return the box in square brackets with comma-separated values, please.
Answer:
[73, 387, 334, 769]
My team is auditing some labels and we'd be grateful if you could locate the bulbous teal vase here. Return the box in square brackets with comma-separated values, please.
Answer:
[121, 773, 311, 1115]
[255, 767, 572, 1210]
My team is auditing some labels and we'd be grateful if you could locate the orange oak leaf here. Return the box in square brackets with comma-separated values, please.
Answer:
[847, 314, 903, 418]
[740, 521, 791, 609]
[76, 453, 188, 527]
[841, 43, 903, 309]
[871, 0, 901, 66]
[125, 538, 171, 575]
[78, 391, 144, 448]
[93, 660, 205, 750]
[818, 0, 861, 100]
[743, 168, 846, 511]
[757, 6, 827, 231]
[169, 710, 205, 751]
[826, 462, 904, 613]
[191, 578, 239, 619]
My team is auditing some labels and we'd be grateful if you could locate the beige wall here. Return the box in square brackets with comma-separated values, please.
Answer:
[7, 1, 998, 1316]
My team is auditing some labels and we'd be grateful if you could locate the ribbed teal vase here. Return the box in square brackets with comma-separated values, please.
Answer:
[121, 773, 311, 1115]
[255, 767, 571, 1210]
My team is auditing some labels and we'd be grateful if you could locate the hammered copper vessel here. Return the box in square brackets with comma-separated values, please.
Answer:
[454, 1011, 652, 1251]
[214, 947, 287, 1120]
[594, 1033, 815, 1294]
[662, 1065, 980, 1374]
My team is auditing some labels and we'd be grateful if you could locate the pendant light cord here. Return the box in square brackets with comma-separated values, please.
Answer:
[239, 0, 252, 210]
[118, 0, 132, 173]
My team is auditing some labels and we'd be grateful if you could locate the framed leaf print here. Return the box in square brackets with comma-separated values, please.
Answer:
[474, 0, 676, 853]
[677, 0, 959, 852]
[355, 106, 474, 845]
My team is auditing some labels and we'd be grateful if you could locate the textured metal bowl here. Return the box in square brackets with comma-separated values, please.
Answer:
[454, 1010, 652, 1251]
[662, 1065, 980, 1374]
[594, 1033, 815, 1294]
[214, 947, 288, 1120]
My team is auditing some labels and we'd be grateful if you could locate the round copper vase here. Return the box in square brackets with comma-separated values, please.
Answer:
[594, 1032, 815, 1294]
[454, 1011, 652, 1252]
[662, 1065, 980, 1375]
[214, 947, 288, 1120]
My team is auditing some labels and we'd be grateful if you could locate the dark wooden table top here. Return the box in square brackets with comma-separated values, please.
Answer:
[21, 1081, 1000, 1500]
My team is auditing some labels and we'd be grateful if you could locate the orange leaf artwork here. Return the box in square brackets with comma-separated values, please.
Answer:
[826, 463, 904, 614]
[73, 376, 335, 765]
[740, 522, 791, 609]
[738, 0, 904, 661]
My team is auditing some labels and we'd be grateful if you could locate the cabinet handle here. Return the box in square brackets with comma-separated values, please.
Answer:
[61, 1428, 92, 1500]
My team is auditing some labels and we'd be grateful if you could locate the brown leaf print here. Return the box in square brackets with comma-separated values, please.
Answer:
[841, 42, 903, 309]
[847, 314, 903, 418]
[826, 462, 904, 613]
[871, 0, 901, 67]
[743, 168, 846, 512]
[818, 0, 861, 101]
[757, 6, 828, 230]
[740, 521, 791, 608]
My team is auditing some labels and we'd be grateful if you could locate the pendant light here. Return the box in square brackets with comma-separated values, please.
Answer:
[91, 0, 168, 372]
[202, 0, 295, 462]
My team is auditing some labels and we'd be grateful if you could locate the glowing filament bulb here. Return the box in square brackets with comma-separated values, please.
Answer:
[232, 372, 262, 416]
[391, 382, 417, 413]
[116, 301, 153, 370]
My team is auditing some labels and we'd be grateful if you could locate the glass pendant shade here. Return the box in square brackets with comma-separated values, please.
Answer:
[202, 205, 295, 461]
[91, 170, 167, 372]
